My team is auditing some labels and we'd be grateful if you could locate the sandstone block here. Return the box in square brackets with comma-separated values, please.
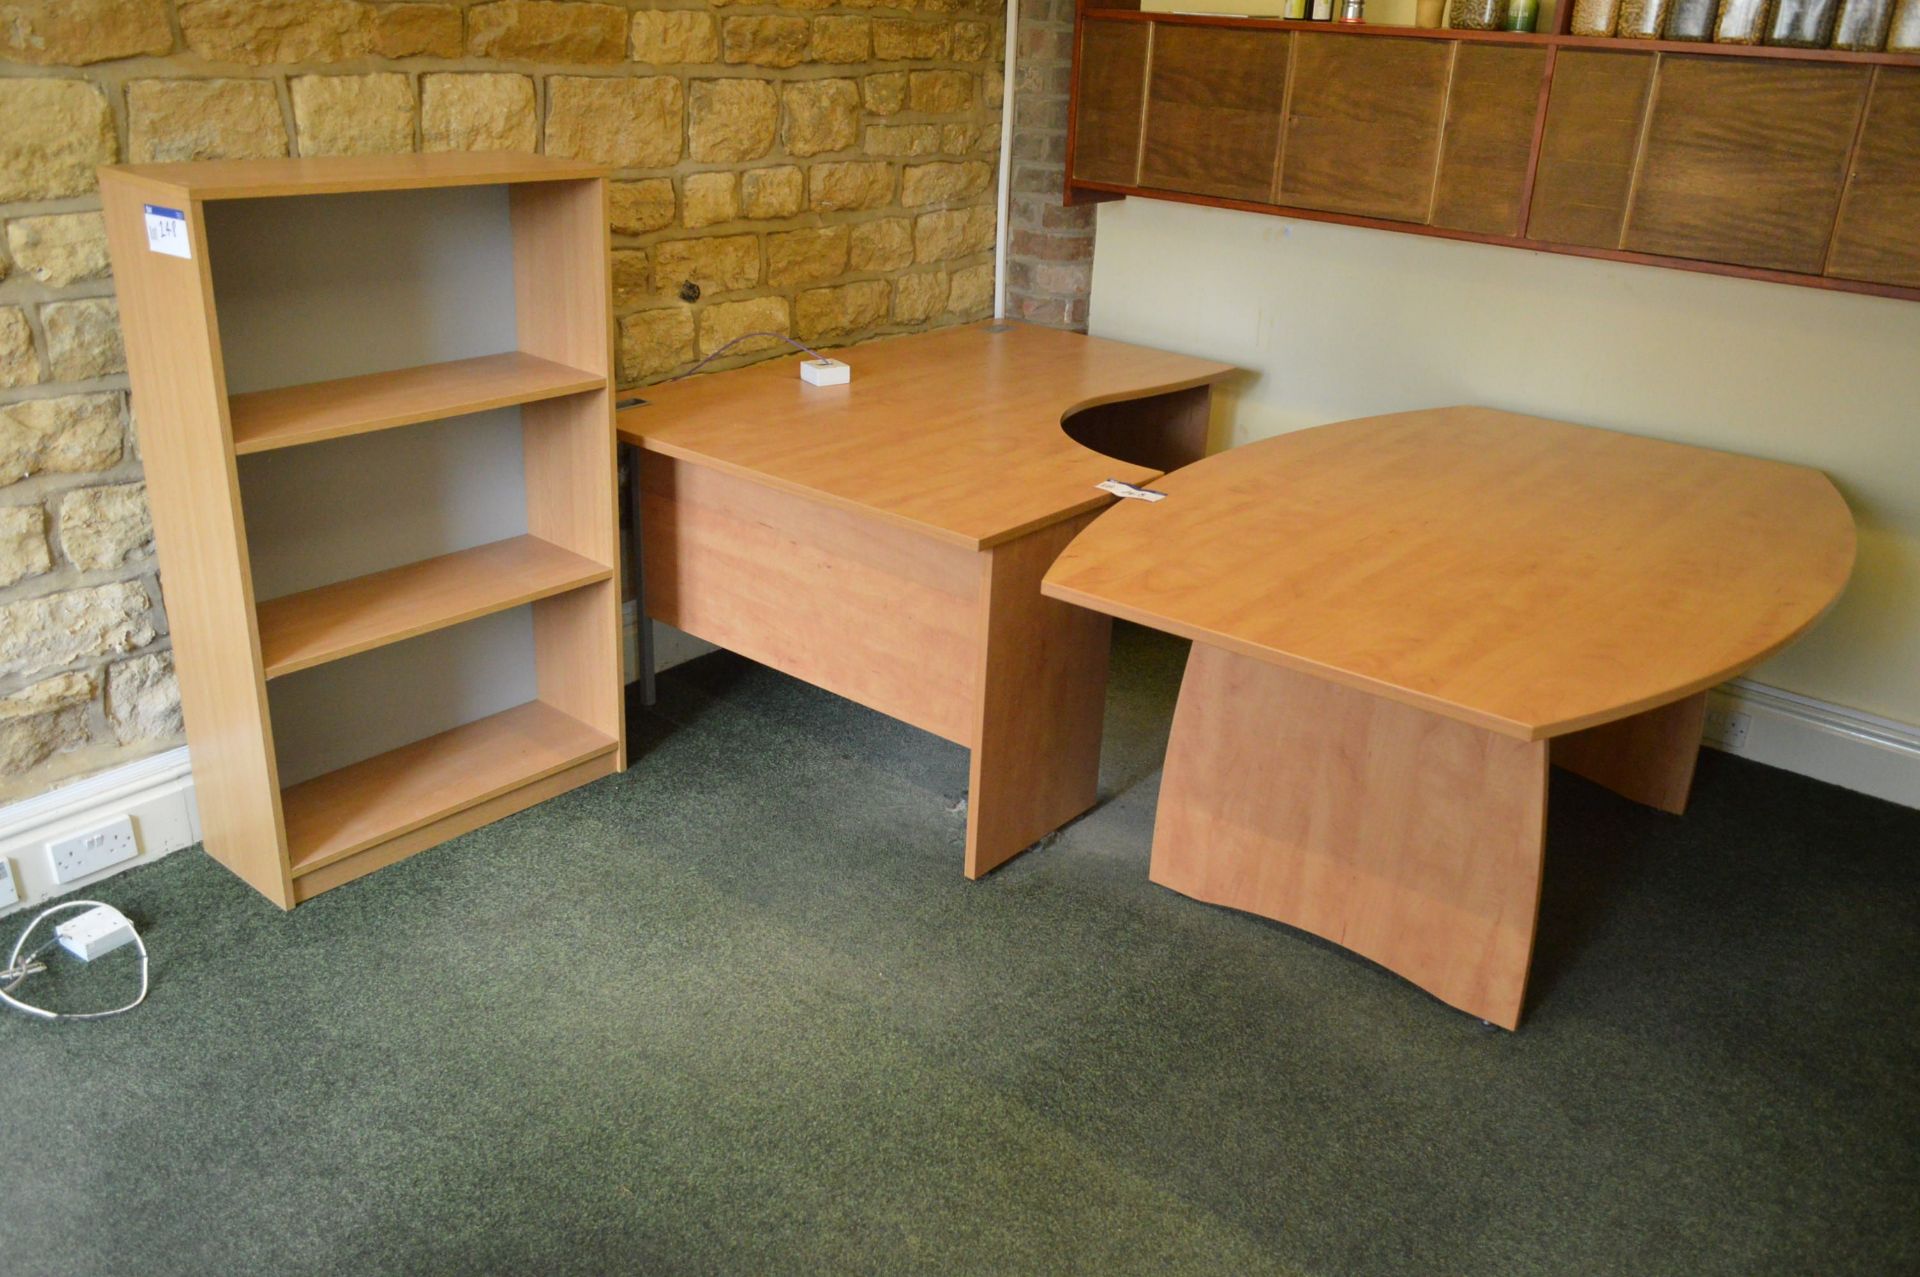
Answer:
[611, 178, 676, 234]
[901, 160, 992, 208]
[809, 16, 871, 62]
[0, 580, 155, 682]
[865, 124, 940, 158]
[698, 298, 790, 356]
[546, 76, 682, 168]
[689, 79, 778, 163]
[850, 217, 913, 272]
[766, 225, 849, 287]
[293, 74, 416, 157]
[740, 166, 804, 220]
[723, 15, 809, 67]
[910, 70, 973, 114]
[612, 249, 650, 309]
[6, 214, 111, 287]
[422, 73, 537, 153]
[618, 307, 696, 381]
[467, 0, 625, 62]
[42, 300, 125, 383]
[654, 235, 761, 295]
[796, 280, 889, 343]
[0, 0, 172, 65]
[178, 0, 372, 64]
[913, 204, 995, 262]
[0, 505, 52, 589]
[943, 123, 984, 154]
[0, 308, 39, 390]
[0, 80, 115, 202]
[782, 78, 859, 158]
[891, 270, 950, 324]
[58, 482, 152, 571]
[873, 19, 951, 60]
[631, 10, 719, 63]
[953, 20, 996, 62]
[809, 161, 893, 213]
[374, 3, 463, 57]
[128, 79, 288, 164]
[109, 651, 182, 745]
[948, 261, 994, 316]
[1, 395, 122, 487]
[863, 72, 907, 116]
[0, 672, 95, 776]
[682, 172, 740, 230]
[985, 67, 1004, 109]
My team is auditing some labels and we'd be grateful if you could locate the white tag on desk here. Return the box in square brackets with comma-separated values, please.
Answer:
[144, 205, 190, 259]
[1096, 478, 1167, 503]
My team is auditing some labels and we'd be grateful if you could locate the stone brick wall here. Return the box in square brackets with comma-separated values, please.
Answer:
[0, 0, 1005, 805]
[1001, 0, 1089, 329]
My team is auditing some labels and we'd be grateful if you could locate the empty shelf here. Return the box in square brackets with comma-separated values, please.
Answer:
[283, 700, 616, 876]
[229, 352, 604, 454]
[257, 535, 612, 679]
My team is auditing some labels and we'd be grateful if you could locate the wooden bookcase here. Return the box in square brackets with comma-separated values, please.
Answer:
[99, 154, 625, 908]
[1067, 6, 1920, 301]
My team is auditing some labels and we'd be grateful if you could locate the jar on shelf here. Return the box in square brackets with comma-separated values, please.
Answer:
[1831, 0, 1895, 44]
[1766, 0, 1839, 42]
[1449, 0, 1511, 27]
[1506, 0, 1541, 27]
[1714, 0, 1777, 41]
[1416, 0, 1447, 22]
[1572, 0, 1622, 33]
[1666, 0, 1721, 36]
[1892, 0, 1920, 46]
[1619, 0, 1675, 33]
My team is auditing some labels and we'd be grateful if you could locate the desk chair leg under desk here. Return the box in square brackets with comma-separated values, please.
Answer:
[622, 441, 657, 707]
[639, 453, 1111, 878]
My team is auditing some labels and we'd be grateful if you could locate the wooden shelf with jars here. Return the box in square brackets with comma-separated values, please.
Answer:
[1067, 3, 1920, 299]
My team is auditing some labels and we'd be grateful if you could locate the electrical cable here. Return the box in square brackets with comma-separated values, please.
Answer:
[0, 900, 149, 1022]
[666, 331, 835, 383]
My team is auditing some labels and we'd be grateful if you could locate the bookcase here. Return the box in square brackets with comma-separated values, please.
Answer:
[99, 154, 625, 908]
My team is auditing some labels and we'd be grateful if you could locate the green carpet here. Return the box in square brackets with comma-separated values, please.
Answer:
[3, 625, 1915, 1276]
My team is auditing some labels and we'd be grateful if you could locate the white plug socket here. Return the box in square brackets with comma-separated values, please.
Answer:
[0, 860, 18, 910]
[46, 816, 137, 885]
[55, 904, 136, 962]
[800, 358, 849, 386]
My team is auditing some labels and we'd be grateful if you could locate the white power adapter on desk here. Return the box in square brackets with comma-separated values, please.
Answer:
[800, 358, 850, 386]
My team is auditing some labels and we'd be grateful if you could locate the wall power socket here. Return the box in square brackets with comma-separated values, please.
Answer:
[46, 816, 137, 885]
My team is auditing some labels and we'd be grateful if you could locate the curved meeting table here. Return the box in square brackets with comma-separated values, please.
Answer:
[620, 322, 1233, 880]
[1043, 407, 1856, 1029]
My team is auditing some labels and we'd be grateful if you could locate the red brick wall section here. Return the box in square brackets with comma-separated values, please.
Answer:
[1004, 0, 1094, 330]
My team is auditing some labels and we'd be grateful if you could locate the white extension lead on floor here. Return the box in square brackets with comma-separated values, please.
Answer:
[0, 901, 149, 1021]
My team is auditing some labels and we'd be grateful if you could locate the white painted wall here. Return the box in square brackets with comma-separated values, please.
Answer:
[1090, 198, 1920, 736]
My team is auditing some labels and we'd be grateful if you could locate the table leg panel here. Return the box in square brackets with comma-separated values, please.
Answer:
[1551, 692, 1707, 815]
[1151, 644, 1549, 1029]
[965, 513, 1112, 879]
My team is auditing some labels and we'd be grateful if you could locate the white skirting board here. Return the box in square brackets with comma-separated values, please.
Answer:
[2, 665, 1913, 917]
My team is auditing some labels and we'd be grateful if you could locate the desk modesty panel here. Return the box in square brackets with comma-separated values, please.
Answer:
[621, 323, 1235, 878]
[1044, 407, 1855, 1027]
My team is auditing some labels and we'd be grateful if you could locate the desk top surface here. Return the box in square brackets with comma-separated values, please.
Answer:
[615, 323, 1234, 549]
[1042, 407, 1856, 740]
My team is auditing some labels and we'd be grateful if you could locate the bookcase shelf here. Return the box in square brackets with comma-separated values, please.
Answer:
[100, 153, 627, 909]
[230, 351, 604, 455]
[256, 535, 612, 678]
[283, 699, 616, 880]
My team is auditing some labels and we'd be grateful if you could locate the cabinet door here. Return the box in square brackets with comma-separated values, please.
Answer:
[1279, 33, 1453, 223]
[1071, 19, 1152, 187]
[1527, 50, 1656, 250]
[1139, 24, 1291, 203]
[1432, 44, 1550, 238]
[1623, 57, 1869, 274]
[1827, 68, 1920, 289]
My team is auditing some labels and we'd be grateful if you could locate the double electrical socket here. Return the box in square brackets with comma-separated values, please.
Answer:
[46, 816, 137, 885]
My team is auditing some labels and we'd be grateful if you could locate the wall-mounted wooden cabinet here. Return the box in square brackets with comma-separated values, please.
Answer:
[1067, 12, 1920, 301]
